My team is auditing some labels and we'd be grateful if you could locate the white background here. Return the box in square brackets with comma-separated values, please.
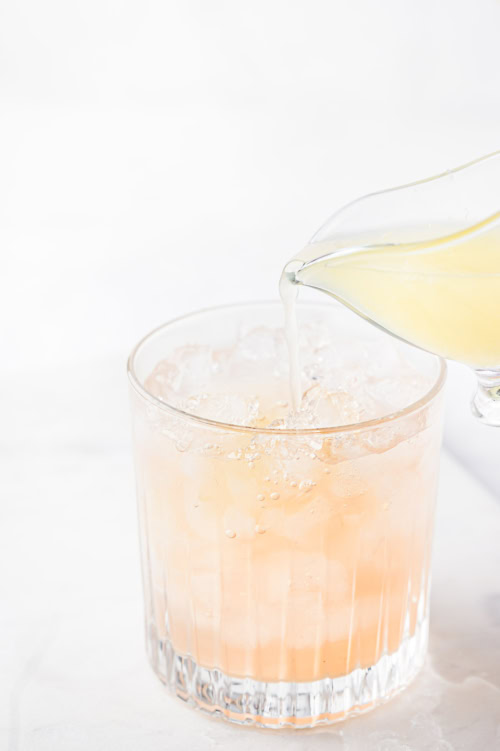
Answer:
[1, 2, 500, 749]
[2, 0, 500, 493]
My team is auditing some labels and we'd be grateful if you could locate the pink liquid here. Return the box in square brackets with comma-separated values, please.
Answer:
[134, 335, 442, 687]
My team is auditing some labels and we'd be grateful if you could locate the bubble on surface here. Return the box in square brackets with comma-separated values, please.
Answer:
[192, 393, 261, 426]
[245, 452, 261, 461]
[202, 442, 223, 457]
[299, 479, 316, 492]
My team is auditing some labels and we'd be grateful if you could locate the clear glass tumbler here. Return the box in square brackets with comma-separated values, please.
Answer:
[128, 302, 446, 728]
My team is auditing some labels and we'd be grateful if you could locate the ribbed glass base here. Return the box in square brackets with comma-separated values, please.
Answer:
[147, 618, 428, 729]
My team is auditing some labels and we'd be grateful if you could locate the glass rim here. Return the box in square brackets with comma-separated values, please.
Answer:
[127, 300, 447, 436]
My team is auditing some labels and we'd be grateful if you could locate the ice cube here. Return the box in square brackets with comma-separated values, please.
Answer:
[181, 393, 261, 427]
[300, 320, 332, 352]
[143, 320, 433, 434]
[144, 360, 181, 401]
[172, 345, 219, 395]
[236, 326, 281, 361]
[301, 384, 363, 427]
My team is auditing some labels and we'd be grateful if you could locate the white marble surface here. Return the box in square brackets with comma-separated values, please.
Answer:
[2, 370, 500, 750]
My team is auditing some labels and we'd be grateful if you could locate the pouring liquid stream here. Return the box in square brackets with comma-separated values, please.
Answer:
[279, 263, 302, 411]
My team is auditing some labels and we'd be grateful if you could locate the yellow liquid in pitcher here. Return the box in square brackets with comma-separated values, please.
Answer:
[294, 219, 500, 369]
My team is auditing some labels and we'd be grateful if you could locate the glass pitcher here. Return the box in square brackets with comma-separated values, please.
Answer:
[282, 150, 500, 426]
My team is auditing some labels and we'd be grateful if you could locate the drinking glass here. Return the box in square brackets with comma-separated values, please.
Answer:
[128, 302, 446, 728]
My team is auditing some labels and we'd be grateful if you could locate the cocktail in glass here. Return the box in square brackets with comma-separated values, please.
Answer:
[128, 302, 445, 728]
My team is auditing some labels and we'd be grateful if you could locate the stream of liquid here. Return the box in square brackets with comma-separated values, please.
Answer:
[279, 264, 302, 411]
